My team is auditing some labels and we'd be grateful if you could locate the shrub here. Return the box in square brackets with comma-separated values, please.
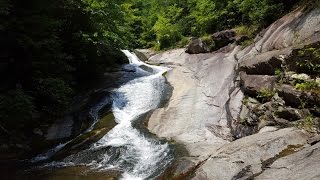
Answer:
[296, 47, 320, 75]
[176, 36, 191, 48]
[0, 89, 34, 129]
[35, 78, 73, 116]
[201, 35, 216, 51]
[295, 81, 319, 91]
[257, 88, 275, 102]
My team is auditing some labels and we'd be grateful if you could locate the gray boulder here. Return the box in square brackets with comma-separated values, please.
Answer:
[185, 37, 210, 54]
[240, 72, 278, 96]
[239, 50, 283, 75]
[211, 29, 236, 49]
[275, 107, 309, 121]
[277, 84, 303, 108]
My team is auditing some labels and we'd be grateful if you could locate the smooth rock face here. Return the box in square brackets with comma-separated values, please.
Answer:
[237, 8, 320, 64]
[185, 38, 210, 54]
[148, 46, 242, 159]
[193, 128, 310, 180]
[256, 142, 320, 180]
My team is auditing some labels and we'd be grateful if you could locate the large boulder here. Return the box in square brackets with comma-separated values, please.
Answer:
[277, 84, 303, 108]
[240, 72, 278, 96]
[211, 30, 236, 49]
[185, 37, 210, 54]
[275, 107, 309, 121]
[193, 128, 311, 180]
[239, 50, 284, 75]
[277, 84, 320, 108]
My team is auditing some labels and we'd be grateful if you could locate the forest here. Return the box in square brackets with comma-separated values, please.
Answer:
[0, 0, 302, 135]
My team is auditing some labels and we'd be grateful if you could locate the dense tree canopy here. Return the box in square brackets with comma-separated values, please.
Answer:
[0, 0, 132, 131]
[125, 0, 300, 50]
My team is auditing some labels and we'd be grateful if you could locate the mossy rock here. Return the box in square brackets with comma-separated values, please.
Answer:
[93, 113, 116, 130]
[22, 166, 121, 180]
[52, 113, 116, 160]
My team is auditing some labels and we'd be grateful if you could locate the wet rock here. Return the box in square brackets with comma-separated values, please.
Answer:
[139, 64, 154, 73]
[193, 128, 310, 180]
[239, 51, 283, 75]
[240, 72, 277, 96]
[211, 29, 236, 49]
[134, 49, 155, 61]
[256, 142, 320, 180]
[24, 166, 121, 180]
[121, 65, 136, 72]
[52, 113, 116, 160]
[185, 38, 210, 54]
[275, 108, 309, 121]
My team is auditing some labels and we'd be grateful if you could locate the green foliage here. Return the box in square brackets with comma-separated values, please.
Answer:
[234, 25, 258, 47]
[296, 47, 320, 75]
[295, 81, 319, 91]
[201, 35, 216, 51]
[234, 0, 284, 26]
[176, 36, 191, 48]
[126, 0, 299, 50]
[153, 15, 182, 50]
[0, 0, 11, 15]
[257, 88, 275, 102]
[275, 68, 285, 85]
[35, 78, 73, 116]
[297, 114, 317, 132]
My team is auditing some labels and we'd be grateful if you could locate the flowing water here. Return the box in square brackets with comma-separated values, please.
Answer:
[31, 50, 173, 179]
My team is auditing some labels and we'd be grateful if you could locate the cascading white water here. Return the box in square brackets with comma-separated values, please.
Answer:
[33, 50, 173, 179]
[86, 50, 173, 179]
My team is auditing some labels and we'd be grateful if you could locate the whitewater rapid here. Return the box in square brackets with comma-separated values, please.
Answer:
[87, 50, 173, 179]
[33, 50, 173, 179]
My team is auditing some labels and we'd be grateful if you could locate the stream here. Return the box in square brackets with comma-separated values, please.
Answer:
[30, 50, 174, 179]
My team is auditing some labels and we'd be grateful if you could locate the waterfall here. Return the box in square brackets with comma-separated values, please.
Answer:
[32, 50, 173, 180]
